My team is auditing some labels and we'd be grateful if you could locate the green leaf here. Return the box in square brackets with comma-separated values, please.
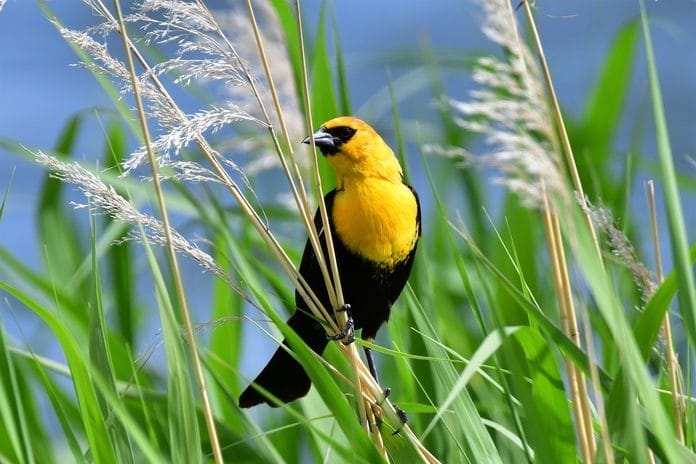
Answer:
[405, 290, 503, 463]
[88, 214, 135, 463]
[37, 116, 84, 296]
[512, 328, 575, 464]
[579, 21, 639, 165]
[0, 281, 119, 463]
[0, 323, 34, 464]
[639, 0, 696, 349]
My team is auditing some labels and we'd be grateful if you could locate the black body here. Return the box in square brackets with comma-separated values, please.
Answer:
[238, 188, 421, 408]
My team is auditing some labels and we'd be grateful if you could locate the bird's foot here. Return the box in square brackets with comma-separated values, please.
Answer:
[378, 387, 392, 404]
[374, 388, 408, 434]
[391, 405, 408, 435]
[326, 304, 355, 345]
[375, 387, 408, 435]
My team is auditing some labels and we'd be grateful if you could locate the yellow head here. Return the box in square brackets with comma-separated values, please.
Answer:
[302, 116, 403, 185]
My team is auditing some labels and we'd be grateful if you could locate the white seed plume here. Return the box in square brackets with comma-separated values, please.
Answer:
[34, 152, 236, 289]
[214, 0, 306, 171]
[63, 0, 283, 180]
[444, 0, 567, 209]
[578, 194, 657, 300]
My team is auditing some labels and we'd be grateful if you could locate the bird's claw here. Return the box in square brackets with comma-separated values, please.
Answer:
[336, 303, 351, 313]
[378, 387, 391, 405]
[327, 304, 355, 345]
[373, 387, 407, 434]
[392, 405, 408, 435]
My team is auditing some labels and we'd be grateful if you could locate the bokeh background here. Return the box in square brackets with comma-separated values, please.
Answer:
[1, 0, 695, 439]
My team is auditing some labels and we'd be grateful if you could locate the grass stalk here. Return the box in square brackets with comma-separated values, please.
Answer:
[111, 1, 223, 462]
[240, 0, 327, 288]
[293, 0, 370, 435]
[580, 299, 615, 463]
[639, 0, 696, 353]
[541, 188, 594, 463]
[521, 0, 602, 262]
[646, 179, 684, 443]
[550, 213, 596, 460]
[521, 3, 615, 459]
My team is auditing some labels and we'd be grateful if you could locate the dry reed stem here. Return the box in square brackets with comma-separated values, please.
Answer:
[236, 0, 336, 304]
[541, 190, 593, 464]
[522, 3, 611, 459]
[580, 297, 615, 463]
[551, 211, 596, 460]
[520, 1, 601, 261]
[366, 401, 387, 459]
[111, 1, 223, 462]
[292, 0, 371, 435]
[646, 180, 684, 443]
[94, 0, 337, 333]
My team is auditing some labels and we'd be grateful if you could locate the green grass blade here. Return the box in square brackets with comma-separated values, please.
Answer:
[309, 2, 338, 127]
[332, 13, 351, 116]
[579, 20, 639, 167]
[510, 328, 575, 464]
[102, 122, 137, 346]
[0, 324, 34, 464]
[0, 168, 13, 221]
[37, 116, 84, 297]
[421, 327, 521, 438]
[405, 289, 502, 463]
[21, 349, 86, 463]
[88, 213, 135, 463]
[139, 232, 202, 463]
[639, 0, 696, 346]
[0, 282, 118, 463]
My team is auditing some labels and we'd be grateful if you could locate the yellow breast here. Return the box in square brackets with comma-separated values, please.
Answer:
[332, 178, 418, 267]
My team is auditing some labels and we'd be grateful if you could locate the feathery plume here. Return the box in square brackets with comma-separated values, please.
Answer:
[34, 152, 237, 290]
[578, 194, 657, 300]
[214, 0, 306, 173]
[62, 0, 281, 179]
[442, 0, 568, 208]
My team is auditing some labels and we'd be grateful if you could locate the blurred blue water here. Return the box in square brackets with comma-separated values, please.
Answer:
[0, 0, 695, 429]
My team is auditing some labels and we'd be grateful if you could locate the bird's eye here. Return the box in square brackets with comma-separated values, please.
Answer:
[335, 126, 356, 142]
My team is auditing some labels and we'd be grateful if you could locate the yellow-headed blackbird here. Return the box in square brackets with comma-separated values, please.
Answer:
[239, 116, 421, 408]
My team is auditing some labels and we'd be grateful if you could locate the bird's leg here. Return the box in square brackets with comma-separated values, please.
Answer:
[326, 304, 354, 345]
[364, 343, 408, 433]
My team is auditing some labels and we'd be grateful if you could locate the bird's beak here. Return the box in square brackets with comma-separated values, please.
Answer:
[302, 127, 338, 155]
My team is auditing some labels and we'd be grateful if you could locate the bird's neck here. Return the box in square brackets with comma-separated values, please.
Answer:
[335, 159, 403, 190]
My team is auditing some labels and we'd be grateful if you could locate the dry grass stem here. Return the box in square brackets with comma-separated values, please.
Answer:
[293, 0, 370, 435]
[449, 1, 602, 458]
[646, 180, 685, 443]
[541, 191, 594, 464]
[111, 0, 223, 461]
[243, 0, 340, 331]
[580, 297, 615, 463]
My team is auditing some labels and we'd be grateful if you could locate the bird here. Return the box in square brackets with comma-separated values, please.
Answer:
[238, 116, 421, 409]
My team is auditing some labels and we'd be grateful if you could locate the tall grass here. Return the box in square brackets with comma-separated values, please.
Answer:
[0, 0, 694, 462]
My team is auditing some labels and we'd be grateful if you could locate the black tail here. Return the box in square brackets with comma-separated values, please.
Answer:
[239, 311, 329, 408]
